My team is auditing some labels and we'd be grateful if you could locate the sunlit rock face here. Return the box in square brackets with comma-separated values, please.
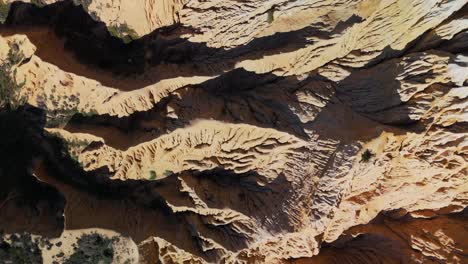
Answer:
[0, 0, 466, 263]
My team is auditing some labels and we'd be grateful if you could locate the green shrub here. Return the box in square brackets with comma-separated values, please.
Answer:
[0, 233, 43, 263]
[31, 0, 45, 7]
[148, 170, 157, 180]
[0, 44, 26, 110]
[81, 107, 98, 116]
[267, 9, 274, 23]
[0, 0, 10, 24]
[42, 93, 81, 128]
[46, 108, 78, 128]
[73, 0, 92, 12]
[361, 149, 374, 162]
[108, 23, 139, 44]
[46, 132, 88, 166]
[162, 170, 174, 177]
[65, 233, 116, 264]
[7, 43, 24, 64]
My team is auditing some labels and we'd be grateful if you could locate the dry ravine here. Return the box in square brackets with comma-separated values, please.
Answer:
[0, 0, 467, 263]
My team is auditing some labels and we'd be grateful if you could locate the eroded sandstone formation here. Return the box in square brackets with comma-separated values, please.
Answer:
[0, 0, 466, 263]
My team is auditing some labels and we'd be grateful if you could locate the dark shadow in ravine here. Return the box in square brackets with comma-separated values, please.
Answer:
[409, 3, 468, 54]
[36, 136, 298, 262]
[2, 0, 463, 92]
[334, 49, 463, 130]
[298, 210, 468, 264]
[0, 105, 65, 237]
[334, 4, 467, 71]
[1, 0, 350, 90]
[64, 69, 329, 150]
[0, 105, 238, 261]
[179, 169, 299, 234]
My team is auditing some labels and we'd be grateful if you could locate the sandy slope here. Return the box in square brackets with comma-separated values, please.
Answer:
[0, 0, 467, 263]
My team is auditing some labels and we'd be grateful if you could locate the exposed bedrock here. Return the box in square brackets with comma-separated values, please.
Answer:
[0, 0, 466, 263]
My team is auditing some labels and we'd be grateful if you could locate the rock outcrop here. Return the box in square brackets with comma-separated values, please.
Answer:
[0, 0, 466, 263]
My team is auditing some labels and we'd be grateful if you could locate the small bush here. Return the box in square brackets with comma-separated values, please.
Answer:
[31, 0, 46, 7]
[73, 0, 92, 12]
[148, 170, 157, 180]
[267, 9, 274, 23]
[80, 107, 98, 117]
[46, 108, 79, 128]
[162, 170, 174, 177]
[0, 44, 26, 110]
[0, 0, 9, 23]
[361, 149, 374, 162]
[108, 23, 139, 44]
[66, 138, 90, 165]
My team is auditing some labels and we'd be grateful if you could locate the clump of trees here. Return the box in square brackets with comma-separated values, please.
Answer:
[64, 233, 116, 264]
[0, 233, 43, 263]
[0, 43, 26, 110]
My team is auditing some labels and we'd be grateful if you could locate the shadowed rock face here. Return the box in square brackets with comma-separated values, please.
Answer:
[301, 210, 468, 264]
[0, 0, 467, 263]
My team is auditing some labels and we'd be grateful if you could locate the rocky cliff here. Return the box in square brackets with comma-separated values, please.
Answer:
[0, 0, 466, 263]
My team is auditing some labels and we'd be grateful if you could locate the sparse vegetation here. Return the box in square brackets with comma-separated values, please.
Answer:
[66, 138, 91, 164]
[46, 108, 78, 127]
[73, 0, 92, 12]
[0, 43, 26, 110]
[267, 8, 274, 23]
[361, 149, 374, 162]
[81, 107, 99, 116]
[64, 233, 116, 264]
[31, 0, 46, 7]
[162, 170, 174, 177]
[0, 0, 9, 24]
[0, 233, 43, 264]
[47, 131, 90, 164]
[108, 23, 139, 44]
[148, 170, 173, 180]
[40, 92, 82, 128]
[148, 170, 157, 180]
[67, 138, 91, 149]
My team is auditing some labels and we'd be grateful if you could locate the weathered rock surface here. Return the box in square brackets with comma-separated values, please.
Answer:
[0, 0, 467, 263]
